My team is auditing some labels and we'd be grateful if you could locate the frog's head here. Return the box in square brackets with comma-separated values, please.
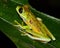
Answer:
[16, 5, 30, 20]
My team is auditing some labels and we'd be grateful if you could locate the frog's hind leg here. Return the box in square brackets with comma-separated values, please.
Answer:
[25, 33, 51, 43]
[37, 17, 56, 40]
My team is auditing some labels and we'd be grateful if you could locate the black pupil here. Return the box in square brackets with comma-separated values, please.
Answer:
[19, 8, 23, 13]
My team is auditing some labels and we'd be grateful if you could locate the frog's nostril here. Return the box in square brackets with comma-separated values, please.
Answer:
[19, 8, 23, 13]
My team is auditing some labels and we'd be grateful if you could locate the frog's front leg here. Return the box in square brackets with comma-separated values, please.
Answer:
[14, 20, 31, 29]
[14, 20, 31, 36]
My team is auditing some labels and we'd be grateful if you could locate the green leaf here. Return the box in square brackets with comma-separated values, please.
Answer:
[0, 0, 60, 48]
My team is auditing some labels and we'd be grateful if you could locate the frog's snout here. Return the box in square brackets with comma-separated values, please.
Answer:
[16, 6, 20, 12]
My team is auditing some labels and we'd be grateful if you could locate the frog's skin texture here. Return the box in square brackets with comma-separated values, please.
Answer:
[15, 5, 56, 43]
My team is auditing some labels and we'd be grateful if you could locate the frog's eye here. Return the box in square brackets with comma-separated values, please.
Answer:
[19, 8, 23, 13]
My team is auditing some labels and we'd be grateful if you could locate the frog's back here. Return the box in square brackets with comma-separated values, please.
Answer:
[27, 14, 43, 34]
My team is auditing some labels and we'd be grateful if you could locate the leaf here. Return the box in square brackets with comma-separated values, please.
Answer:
[0, 0, 60, 48]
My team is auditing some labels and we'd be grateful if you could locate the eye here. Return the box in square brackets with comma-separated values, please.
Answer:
[19, 8, 23, 13]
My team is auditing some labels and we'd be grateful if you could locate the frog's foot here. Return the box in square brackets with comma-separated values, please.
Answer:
[20, 32, 27, 36]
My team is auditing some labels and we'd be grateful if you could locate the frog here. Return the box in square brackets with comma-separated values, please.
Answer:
[15, 5, 56, 43]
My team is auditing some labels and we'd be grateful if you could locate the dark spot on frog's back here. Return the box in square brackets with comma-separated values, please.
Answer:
[29, 20, 33, 24]
[19, 8, 23, 13]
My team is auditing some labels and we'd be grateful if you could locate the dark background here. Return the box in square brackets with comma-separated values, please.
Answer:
[29, 0, 60, 19]
[0, 0, 60, 48]
[0, 31, 17, 48]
